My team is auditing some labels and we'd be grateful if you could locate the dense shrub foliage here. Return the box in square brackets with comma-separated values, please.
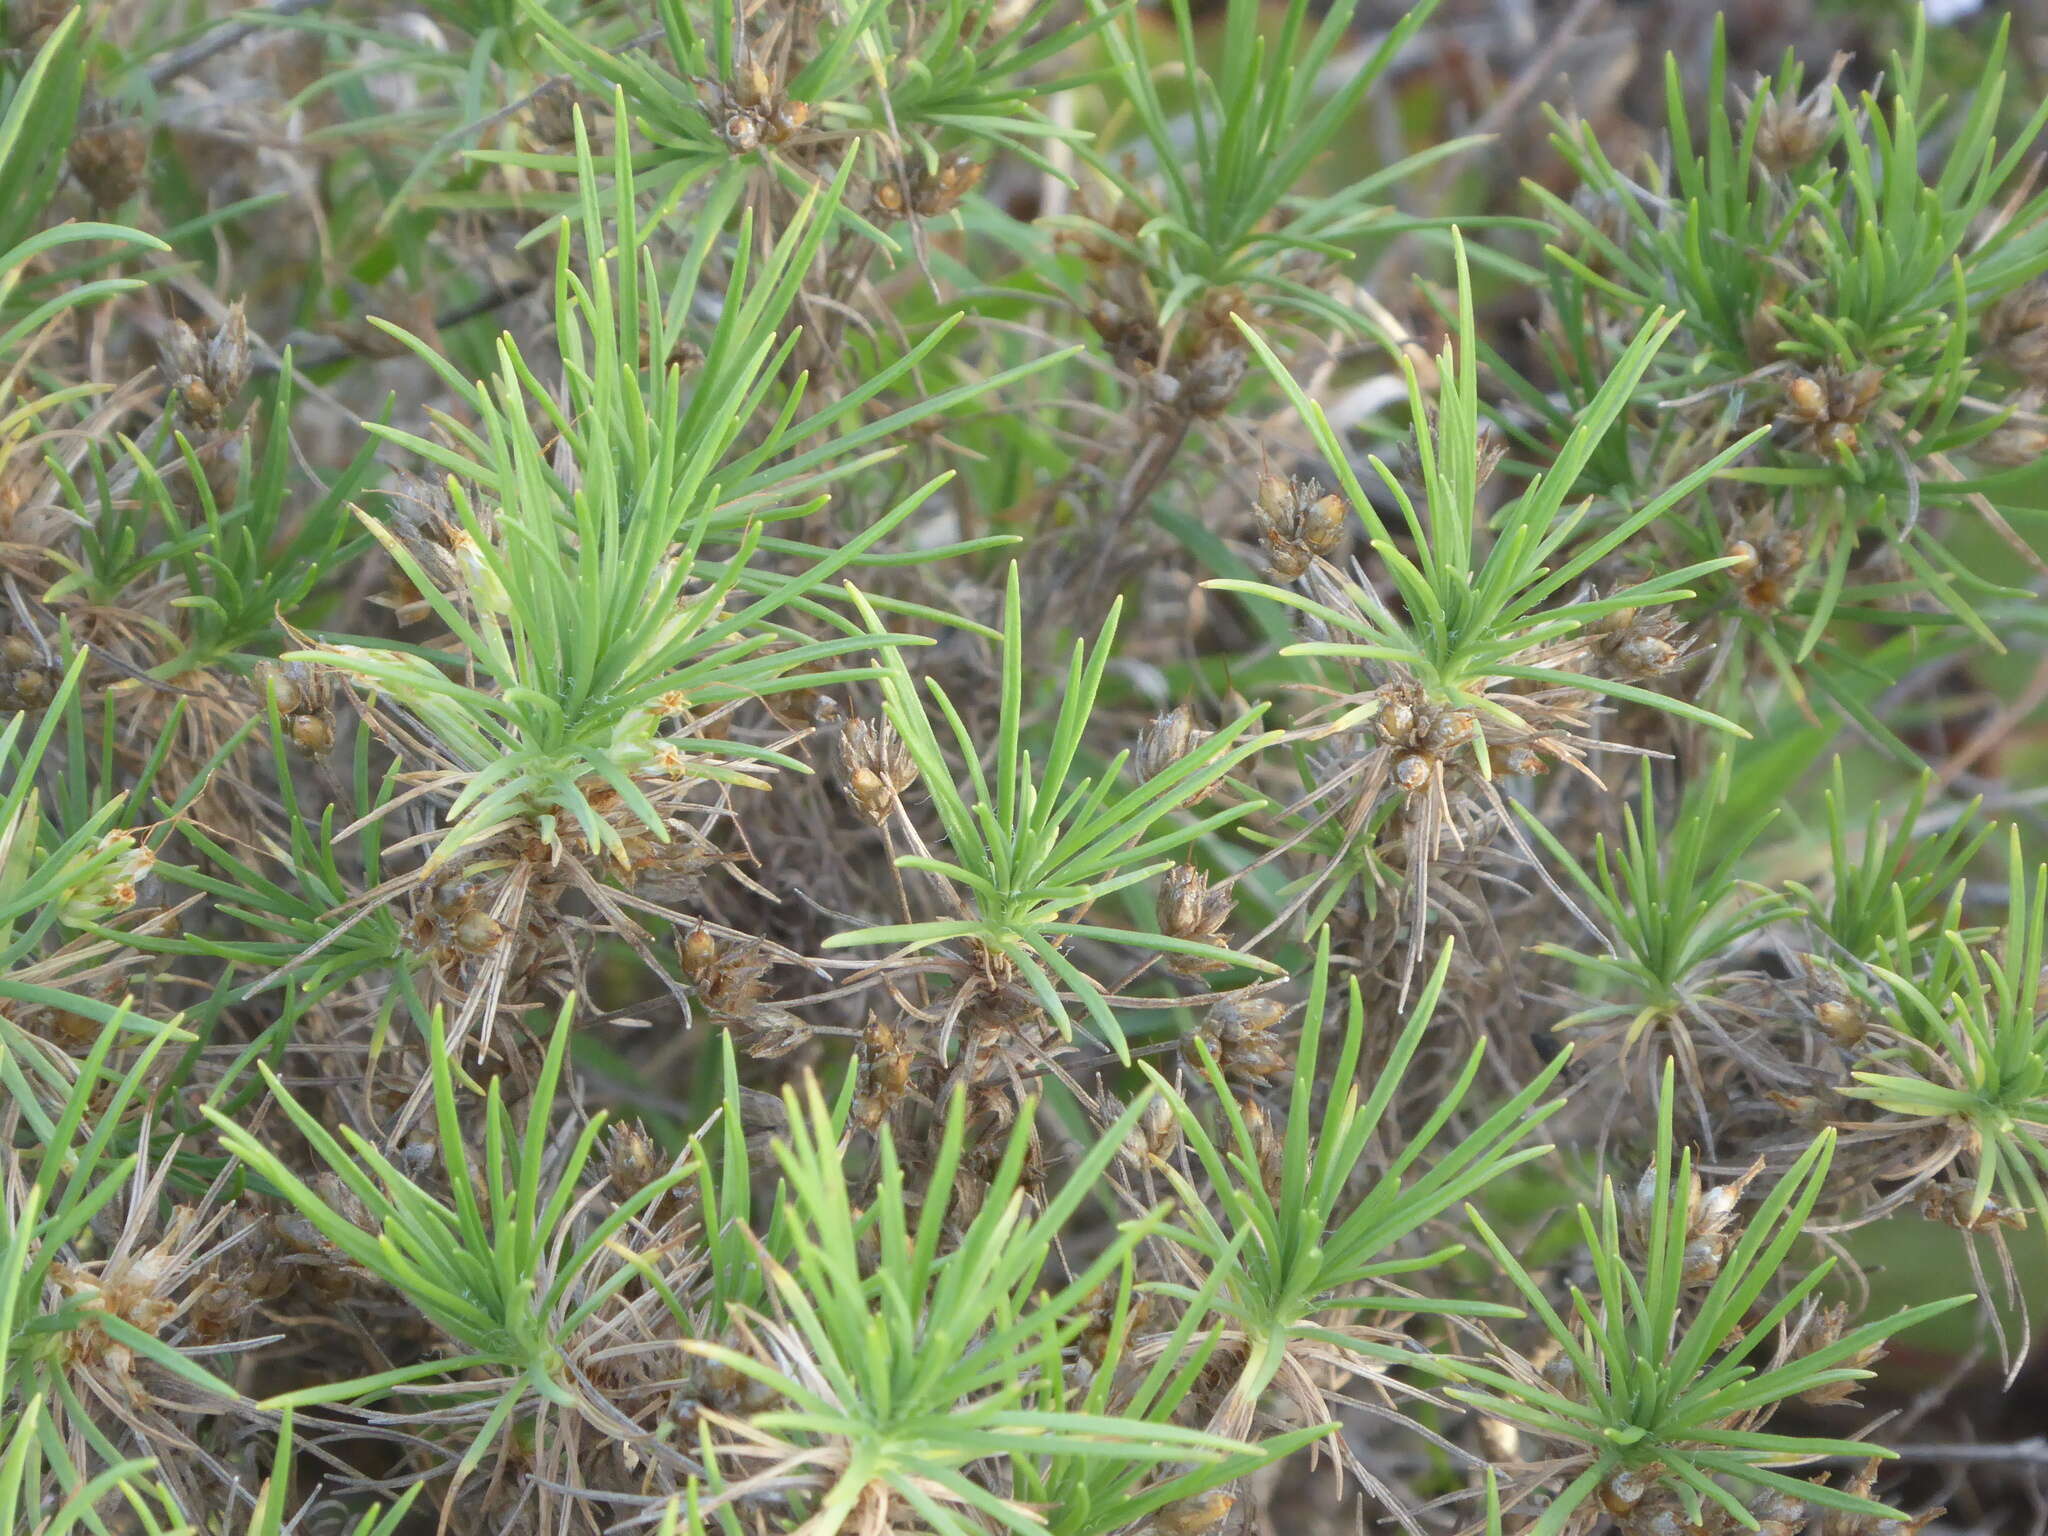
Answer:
[2, 0, 2046, 1532]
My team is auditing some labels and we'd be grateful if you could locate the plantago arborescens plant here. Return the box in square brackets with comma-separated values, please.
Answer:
[46, 366, 378, 683]
[1218, 236, 1757, 731]
[684, 1075, 1272, 1536]
[1450, 1063, 1968, 1536]
[204, 999, 694, 1496]
[0, 1013, 240, 1520]
[1531, 14, 2048, 723]
[0, 9, 166, 669]
[293, 117, 1086, 1056]
[1077, 0, 1453, 336]
[523, 0, 1106, 233]
[310, 125, 944, 875]
[1145, 931, 1567, 1485]
[0, 654, 203, 1071]
[162, 716, 418, 1027]
[1057, 0, 1478, 572]
[1212, 234, 1759, 988]
[827, 563, 1279, 1058]
[1842, 828, 2048, 1256]
[1516, 759, 1793, 1131]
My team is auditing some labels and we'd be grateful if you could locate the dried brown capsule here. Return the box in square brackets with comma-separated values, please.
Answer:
[1423, 709, 1476, 754]
[287, 712, 335, 755]
[1591, 605, 1693, 682]
[1778, 364, 1882, 456]
[1251, 474, 1346, 579]
[738, 1006, 810, 1059]
[1191, 994, 1289, 1082]
[678, 929, 782, 1033]
[1474, 426, 1508, 489]
[1823, 1460, 1945, 1536]
[679, 922, 719, 981]
[840, 716, 917, 824]
[1238, 1097, 1285, 1199]
[254, 658, 308, 716]
[761, 668, 840, 731]
[912, 153, 983, 217]
[1135, 704, 1202, 782]
[255, 659, 335, 756]
[1539, 1351, 1579, 1398]
[1254, 472, 1289, 524]
[1727, 518, 1808, 611]
[1662, 1158, 1763, 1286]
[160, 303, 252, 433]
[1681, 1238, 1726, 1287]
[207, 303, 251, 403]
[1300, 491, 1348, 548]
[1973, 398, 2048, 468]
[1624, 1503, 1695, 1536]
[1619, 633, 1677, 674]
[1088, 296, 1163, 372]
[1598, 1465, 1657, 1516]
[764, 99, 809, 145]
[1374, 695, 1417, 746]
[1783, 372, 1828, 421]
[606, 1121, 662, 1198]
[1156, 863, 1224, 940]
[1179, 332, 1247, 417]
[1747, 1488, 1808, 1536]
[452, 907, 504, 955]
[1122, 1092, 1179, 1162]
[723, 112, 760, 153]
[1814, 998, 1867, 1047]
[852, 1012, 917, 1133]
[527, 82, 580, 145]
[69, 100, 147, 208]
[1920, 1182, 2026, 1233]
[3, 664, 49, 710]
[847, 767, 889, 820]
[1156, 863, 1231, 973]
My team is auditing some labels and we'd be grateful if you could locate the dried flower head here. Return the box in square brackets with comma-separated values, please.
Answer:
[68, 97, 147, 207]
[1251, 472, 1348, 580]
[1156, 862, 1233, 973]
[1740, 57, 1847, 173]
[839, 715, 917, 825]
